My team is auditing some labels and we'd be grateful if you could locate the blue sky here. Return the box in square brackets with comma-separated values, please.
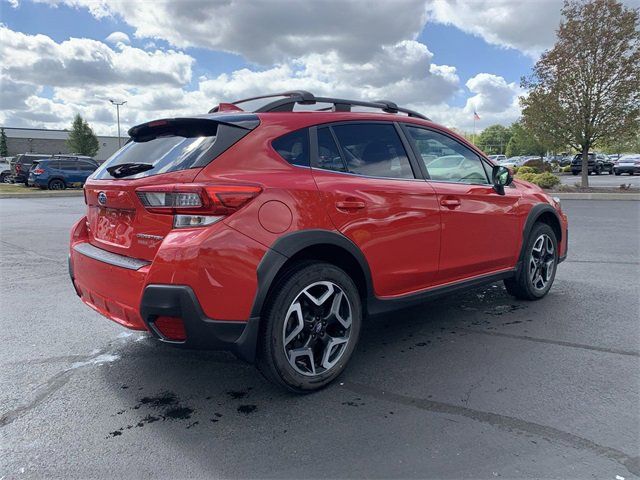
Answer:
[0, 0, 582, 135]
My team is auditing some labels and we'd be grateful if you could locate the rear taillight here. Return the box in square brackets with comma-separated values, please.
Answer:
[32, 168, 44, 175]
[135, 184, 262, 228]
[15, 164, 22, 173]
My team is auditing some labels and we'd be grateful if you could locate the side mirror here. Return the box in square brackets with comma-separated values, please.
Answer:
[492, 165, 513, 195]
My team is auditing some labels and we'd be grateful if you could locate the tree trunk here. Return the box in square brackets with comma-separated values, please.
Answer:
[581, 145, 590, 188]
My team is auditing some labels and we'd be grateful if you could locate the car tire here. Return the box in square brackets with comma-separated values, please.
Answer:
[0, 173, 8, 184]
[572, 171, 578, 175]
[504, 222, 558, 301]
[615, 171, 621, 176]
[48, 179, 66, 190]
[257, 261, 362, 393]
[595, 166, 601, 175]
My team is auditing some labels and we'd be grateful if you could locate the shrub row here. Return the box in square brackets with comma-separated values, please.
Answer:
[515, 171, 561, 189]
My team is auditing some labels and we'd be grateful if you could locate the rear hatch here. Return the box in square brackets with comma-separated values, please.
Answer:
[84, 114, 259, 261]
[572, 154, 595, 165]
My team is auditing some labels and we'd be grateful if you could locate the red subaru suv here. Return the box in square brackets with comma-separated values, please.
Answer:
[69, 91, 567, 392]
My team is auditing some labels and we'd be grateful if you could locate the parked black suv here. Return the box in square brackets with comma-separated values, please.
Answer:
[570, 152, 614, 175]
[11, 153, 52, 185]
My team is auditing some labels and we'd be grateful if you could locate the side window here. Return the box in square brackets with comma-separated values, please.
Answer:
[59, 159, 77, 171]
[316, 127, 347, 172]
[405, 126, 489, 184]
[272, 129, 310, 167]
[78, 161, 97, 171]
[331, 123, 415, 179]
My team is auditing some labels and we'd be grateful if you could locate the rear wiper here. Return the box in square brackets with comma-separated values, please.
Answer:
[107, 163, 154, 178]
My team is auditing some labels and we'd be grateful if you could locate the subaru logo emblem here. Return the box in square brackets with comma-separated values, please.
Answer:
[98, 192, 107, 205]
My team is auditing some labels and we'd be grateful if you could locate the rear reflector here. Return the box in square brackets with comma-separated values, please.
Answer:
[153, 316, 187, 341]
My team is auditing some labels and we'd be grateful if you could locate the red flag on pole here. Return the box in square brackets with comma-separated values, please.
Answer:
[473, 110, 480, 121]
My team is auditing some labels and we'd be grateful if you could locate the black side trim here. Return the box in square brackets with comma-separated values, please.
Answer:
[559, 228, 568, 263]
[367, 270, 516, 316]
[140, 285, 260, 363]
[517, 204, 563, 271]
[249, 229, 374, 318]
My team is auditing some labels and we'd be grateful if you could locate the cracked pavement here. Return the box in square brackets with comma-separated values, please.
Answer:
[1, 197, 639, 479]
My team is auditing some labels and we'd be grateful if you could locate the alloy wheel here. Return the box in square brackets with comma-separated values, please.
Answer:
[282, 281, 352, 377]
[528, 234, 556, 291]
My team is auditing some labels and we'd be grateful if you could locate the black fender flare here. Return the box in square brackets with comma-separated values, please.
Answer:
[249, 229, 373, 319]
[517, 203, 563, 269]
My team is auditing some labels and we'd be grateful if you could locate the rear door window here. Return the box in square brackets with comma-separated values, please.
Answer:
[59, 159, 78, 171]
[330, 123, 415, 179]
[316, 127, 347, 172]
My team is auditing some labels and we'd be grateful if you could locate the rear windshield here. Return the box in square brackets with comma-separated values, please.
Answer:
[93, 118, 257, 180]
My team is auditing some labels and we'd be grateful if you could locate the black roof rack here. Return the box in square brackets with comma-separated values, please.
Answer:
[209, 91, 429, 120]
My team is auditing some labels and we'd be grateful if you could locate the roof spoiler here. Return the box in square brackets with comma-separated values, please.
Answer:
[128, 115, 260, 141]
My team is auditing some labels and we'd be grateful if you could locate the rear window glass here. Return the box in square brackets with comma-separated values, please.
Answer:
[272, 129, 310, 167]
[93, 119, 257, 180]
[94, 126, 219, 180]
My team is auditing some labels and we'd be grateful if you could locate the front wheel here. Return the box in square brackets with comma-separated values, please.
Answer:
[257, 262, 362, 393]
[505, 223, 558, 300]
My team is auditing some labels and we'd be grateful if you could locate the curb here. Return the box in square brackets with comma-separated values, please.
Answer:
[552, 192, 639, 200]
[0, 191, 84, 199]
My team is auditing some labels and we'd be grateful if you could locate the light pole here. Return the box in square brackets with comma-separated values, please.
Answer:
[109, 99, 127, 147]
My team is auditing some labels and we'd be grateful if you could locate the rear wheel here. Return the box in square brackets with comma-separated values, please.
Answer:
[595, 166, 601, 175]
[505, 223, 558, 300]
[48, 179, 65, 190]
[257, 262, 362, 393]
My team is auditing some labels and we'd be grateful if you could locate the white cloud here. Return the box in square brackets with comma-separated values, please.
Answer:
[2, 0, 545, 135]
[426, 0, 640, 58]
[0, 26, 193, 88]
[105, 31, 130, 45]
[35, 0, 429, 64]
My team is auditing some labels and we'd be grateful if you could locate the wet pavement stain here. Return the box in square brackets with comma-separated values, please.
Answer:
[137, 391, 178, 409]
[226, 390, 249, 399]
[163, 406, 194, 420]
[502, 320, 524, 325]
[342, 397, 365, 407]
[483, 304, 526, 316]
[237, 404, 257, 414]
[107, 391, 197, 437]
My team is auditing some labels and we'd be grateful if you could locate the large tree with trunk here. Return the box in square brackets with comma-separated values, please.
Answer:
[520, 0, 639, 187]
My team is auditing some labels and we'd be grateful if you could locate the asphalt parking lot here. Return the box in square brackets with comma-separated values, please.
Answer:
[558, 172, 640, 187]
[1, 197, 639, 479]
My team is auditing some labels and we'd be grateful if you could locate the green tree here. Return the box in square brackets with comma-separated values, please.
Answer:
[0, 128, 8, 157]
[505, 122, 546, 157]
[521, 0, 640, 186]
[476, 124, 513, 155]
[66, 114, 99, 157]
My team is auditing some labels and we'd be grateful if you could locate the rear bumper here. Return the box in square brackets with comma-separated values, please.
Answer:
[68, 216, 266, 362]
[140, 285, 260, 362]
[614, 166, 639, 174]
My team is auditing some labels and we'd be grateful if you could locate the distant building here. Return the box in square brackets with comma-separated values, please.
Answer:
[1, 127, 127, 161]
